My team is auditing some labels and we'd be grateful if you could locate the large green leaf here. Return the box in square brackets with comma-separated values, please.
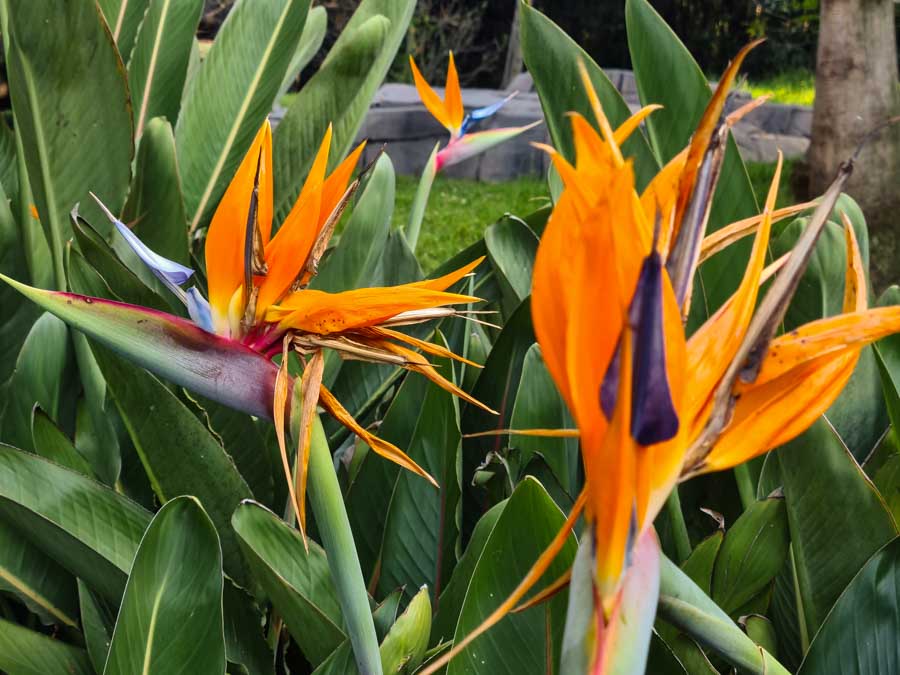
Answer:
[97, 0, 150, 61]
[379, 586, 431, 674]
[31, 406, 95, 477]
[278, 4, 328, 98]
[119, 116, 191, 277]
[711, 497, 789, 615]
[273, 0, 415, 223]
[0, 445, 151, 601]
[447, 477, 576, 674]
[509, 344, 578, 495]
[4, 275, 281, 420]
[375, 341, 462, 602]
[4, 0, 133, 283]
[484, 216, 538, 318]
[519, 2, 658, 189]
[0, 312, 70, 453]
[91, 344, 252, 584]
[777, 417, 898, 637]
[232, 500, 345, 666]
[875, 285, 900, 432]
[105, 497, 225, 675]
[79, 579, 116, 673]
[0, 617, 93, 675]
[0, 177, 39, 414]
[625, 0, 758, 318]
[799, 537, 900, 674]
[177, 0, 311, 232]
[0, 518, 78, 627]
[127, 0, 203, 140]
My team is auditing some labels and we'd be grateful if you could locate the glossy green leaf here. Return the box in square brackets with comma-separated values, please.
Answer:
[4, 275, 281, 421]
[79, 579, 116, 674]
[0, 312, 70, 453]
[430, 500, 506, 645]
[177, 0, 311, 232]
[681, 531, 724, 595]
[91, 343, 252, 585]
[97, 0, 150, 61]
[799, 537, 900, 674]
[0, 518, 78, 627]
[127, 0, 203, 139]
[0, 617, 93, 675]
[0, 118, 19, 206]
[273, 0, 415, 223]
[104, 497, 225, 675]
[376, 337, 461, 603]
[0, 444, 151, 601]
[743, 615, 778, 659]
[0, 177, 39, 415]
[448, 477, 576, 674]
[485, 216, 538, 318]
[519, 2, 658, 189]
[120, 117, 191, 270]
[31, 406, 94, 477]
[646, 634, 689, 675]
[373, 590, 403, 641]
[625, 0, 758, 318]
[278, 4, 327, 98]
[777, 417, 898, 637]
[222, 582, 275, 675]
[380, 586, 431, 674]
[875, 285, 900, 432]
[509, 344, 578, 494]
[711, 497, 789, 615]
[232, 500, 345, 665]
[4, 0, 133, 286]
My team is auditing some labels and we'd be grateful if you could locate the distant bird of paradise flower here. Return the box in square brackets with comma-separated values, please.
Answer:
[423, 41, 900, 674]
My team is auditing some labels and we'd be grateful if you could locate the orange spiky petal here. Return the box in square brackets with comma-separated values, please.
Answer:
[445, 51, 465, 134]
[409, 55, 453, 132]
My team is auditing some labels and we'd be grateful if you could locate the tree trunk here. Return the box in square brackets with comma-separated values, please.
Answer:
[502, 1, 524, 89]
[808, 0, 900, 290]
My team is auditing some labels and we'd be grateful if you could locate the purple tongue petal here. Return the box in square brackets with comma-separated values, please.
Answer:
[600, 339, 621, 419]
[629, 251, 679, 445]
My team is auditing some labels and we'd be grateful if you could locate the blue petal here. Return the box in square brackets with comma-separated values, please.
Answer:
[460, 92, 516, 136]
[186, 287, 214, 333]
[114, 220, 194, 286]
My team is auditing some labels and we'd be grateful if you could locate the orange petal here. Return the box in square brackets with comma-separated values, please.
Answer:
[445, 51, 464, 134]
[612, 104, 662, 147]
[318, 384, 437, 486]
[273, 338, 304, 538]
[367, 326, 482, 368]
[411, 256, 484, 292]
[317, 141, 366, 233]
[268, 285, 479, 334]
[577, 60, 623, 166]
[293, 350, 325, 540]
[640, 148, 687, 256]
[409, 55, 452, 131]
[256, 126, 332, 314]
[205, 121, 272, 330]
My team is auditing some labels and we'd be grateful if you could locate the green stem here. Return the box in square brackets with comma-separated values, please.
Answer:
[734, 463, 756, 510]
[665, 487, 692, 563]
[404, 143, 440, 253]
[307, 415, 383, 675]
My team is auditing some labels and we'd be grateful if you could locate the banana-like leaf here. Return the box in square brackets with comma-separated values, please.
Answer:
[127, 0, 203, 139]
[0, 518, 78, 628]
[31, 406, 95, 477]
[447, 477, 576, 674]
[485, 216, 538, 318]
[232, 500, 345, 666]
[875, 285, 900, 431]
[177, 0, 311, 232]
[798, 536, 900, 674]
[273, 0, 415, 223]
[380, 586, 431, 674]
[0, 617, 93, 675]
[0, 444, 151, 601]
[97, 0, 150, 61]
[79, 580, 116, 673]
[1, 276, 281, 420]
[519, 2, 658, 189]
[4, 0, 133, 281]
[104, 497, 225, 675]
[277, 5, 328, 99]
[777, 417, 898, 638]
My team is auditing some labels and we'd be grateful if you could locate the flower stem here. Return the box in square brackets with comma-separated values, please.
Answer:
[665, 487, 692, 563]
[306, 414, 383, 675]
[404, 143, 440, 252]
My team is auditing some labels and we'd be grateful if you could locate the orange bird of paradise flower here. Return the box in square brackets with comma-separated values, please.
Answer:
[64, 121, 496, 541]
[423, 41, 900, 674]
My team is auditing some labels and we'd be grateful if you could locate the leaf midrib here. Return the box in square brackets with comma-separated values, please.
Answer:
[188, 0, 293, 233]
[0, 565, 77, 627]
[134, 0, 172, 138]
[140, 573, 169, 675]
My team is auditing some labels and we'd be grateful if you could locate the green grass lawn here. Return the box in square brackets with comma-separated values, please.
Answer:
[740, 70, 816, 106]
[397, 160, 793, 271]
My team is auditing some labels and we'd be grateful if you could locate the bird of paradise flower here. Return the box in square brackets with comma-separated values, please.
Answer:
[423, 41, 900, 674]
